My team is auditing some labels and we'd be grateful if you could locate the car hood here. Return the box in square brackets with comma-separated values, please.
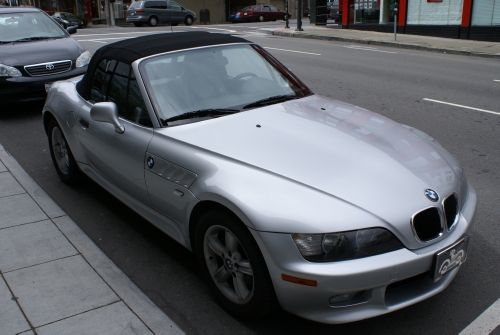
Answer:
[0, 37, 85, 66]
[162, 95, 462, 230]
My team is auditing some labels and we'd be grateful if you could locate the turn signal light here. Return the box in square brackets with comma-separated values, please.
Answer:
[281, 274, 318, 287]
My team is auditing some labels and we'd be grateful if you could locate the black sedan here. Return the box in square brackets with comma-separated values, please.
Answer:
[0, 6, 90, 104]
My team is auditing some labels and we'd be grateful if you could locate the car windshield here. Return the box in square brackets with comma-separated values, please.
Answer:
[0, 12, 66, 42]
[140, 44, 312, 125]
[60, 13, 78, 20]
[129, 2, 143, 9]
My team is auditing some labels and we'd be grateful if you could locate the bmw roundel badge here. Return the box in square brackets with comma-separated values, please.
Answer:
[424, 189, 439, 202]
[147, 156, 154, 169]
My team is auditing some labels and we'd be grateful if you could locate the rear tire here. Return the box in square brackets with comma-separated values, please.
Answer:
[184, 15, 193, 25]
[148, 16, 158, 27]
[195, 210, 278, 319]
[258, 15, 264, 22]
[47, 119, 80, 184]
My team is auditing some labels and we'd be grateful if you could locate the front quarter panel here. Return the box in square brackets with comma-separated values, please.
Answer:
[43, 77, 88, 165]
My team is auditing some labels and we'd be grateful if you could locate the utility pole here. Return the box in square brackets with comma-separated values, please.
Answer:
[393, 2, 398, 41]
[285, 0, 289, 28]
[296, 0, 303, 31]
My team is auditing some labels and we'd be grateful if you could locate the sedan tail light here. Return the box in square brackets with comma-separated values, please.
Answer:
[135, 9, 145, 12]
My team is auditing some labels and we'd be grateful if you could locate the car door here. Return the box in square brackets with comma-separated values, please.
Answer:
[76, 58, 154, 206]
[168, 1, 184, 23]
[269, 5, 281, 20]
[262, 5, 272, 20]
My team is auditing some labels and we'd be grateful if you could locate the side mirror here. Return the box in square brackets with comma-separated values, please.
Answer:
[90, 102, 125, 134]
[67, 26, 77, 34]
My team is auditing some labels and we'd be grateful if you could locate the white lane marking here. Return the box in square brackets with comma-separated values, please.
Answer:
[459, 299, 500, 335]
[423, 98, 500, 116]
[75, 31, 164, 37]
[494, 80, 500, 82]
[264, 47, 321, 55]
[344, 45, 397, 54]
[79, 40, 109, 44]
[189, 26, 237, 33]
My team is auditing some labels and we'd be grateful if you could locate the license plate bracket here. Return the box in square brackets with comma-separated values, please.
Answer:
[433, 236, 469, 282]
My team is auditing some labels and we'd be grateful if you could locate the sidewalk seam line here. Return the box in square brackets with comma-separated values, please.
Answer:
[0, 270, 38, 335]
[2, 253, 81, 275]
[0, 218, 52, 232]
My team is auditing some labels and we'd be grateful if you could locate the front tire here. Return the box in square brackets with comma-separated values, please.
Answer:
[258, 15, 264, 22]
[148, 16, 158, 27]
[47, 119, 80, 184]
[195, 210, 278, 319]
[184, 15, 193, 25]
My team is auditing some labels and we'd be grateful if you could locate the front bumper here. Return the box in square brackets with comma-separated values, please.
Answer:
[0, 66, 87, 104]
[250, 184, 477, 323]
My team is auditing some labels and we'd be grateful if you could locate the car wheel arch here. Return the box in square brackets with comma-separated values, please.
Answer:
[188, 200, 253, 253]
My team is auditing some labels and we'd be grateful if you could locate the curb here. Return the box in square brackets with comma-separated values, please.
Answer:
[258, 28, 500, 59]
[0, 144, 184, 335]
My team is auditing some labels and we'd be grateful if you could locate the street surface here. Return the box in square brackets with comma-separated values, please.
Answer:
[1, 21, 499, 334]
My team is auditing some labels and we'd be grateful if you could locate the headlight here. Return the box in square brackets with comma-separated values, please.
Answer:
[0, 64, 22, 77]
[292, 228, 403, 262]
[76, 51, 91, 68]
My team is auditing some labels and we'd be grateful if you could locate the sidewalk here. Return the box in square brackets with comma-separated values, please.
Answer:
[257, 24, 500, 59]
[0, 144, 183, 335]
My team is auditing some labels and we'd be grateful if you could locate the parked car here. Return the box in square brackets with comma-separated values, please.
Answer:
[51, 11, 84, 28]
[229, 5, 291, 22]
[327, 0, 342, 22]
[126, 0, 196, 27]
[0, 6, 90, 104]
[42, 31, 476, 323]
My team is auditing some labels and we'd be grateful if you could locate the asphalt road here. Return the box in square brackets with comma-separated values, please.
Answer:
[1, 22, 499, 334]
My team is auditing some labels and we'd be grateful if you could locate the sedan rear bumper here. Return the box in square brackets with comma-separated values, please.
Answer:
[250, 184, 476, 323]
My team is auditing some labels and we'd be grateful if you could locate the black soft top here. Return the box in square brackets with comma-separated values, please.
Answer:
[76, 32, 250, 100]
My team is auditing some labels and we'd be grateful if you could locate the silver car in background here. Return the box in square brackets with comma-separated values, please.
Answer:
[42, 32, 476, 324]
[126, 0, 196, 27]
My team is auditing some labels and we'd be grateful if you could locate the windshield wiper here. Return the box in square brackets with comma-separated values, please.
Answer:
[10, 37, 54, 43]
[164, 109, 240, 123]
[242, 95, 298, 110]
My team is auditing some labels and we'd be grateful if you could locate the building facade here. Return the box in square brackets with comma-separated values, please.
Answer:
[340, 0, 500, 41]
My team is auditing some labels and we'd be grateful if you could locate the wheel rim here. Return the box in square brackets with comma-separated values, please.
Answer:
[203, 225, 254, 305]
[150, 17, 157, 26]
[186, 17, 192, 24]
[259, 16, 264, 22]
[51, 127, 69, 175]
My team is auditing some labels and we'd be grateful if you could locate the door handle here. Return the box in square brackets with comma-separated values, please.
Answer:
[79, 118, 90, 129]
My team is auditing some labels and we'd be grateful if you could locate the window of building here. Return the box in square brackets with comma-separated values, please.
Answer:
[471, 0, 500, 26]
[407, 0, 463, 25]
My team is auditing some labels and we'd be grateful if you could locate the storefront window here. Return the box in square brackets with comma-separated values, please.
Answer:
[407, 0, 463, 25]
[352, 0, 396, 24]
[471, 0, 500, 26]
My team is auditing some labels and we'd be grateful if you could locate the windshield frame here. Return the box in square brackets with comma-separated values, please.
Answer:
[137, 42, 313, 127]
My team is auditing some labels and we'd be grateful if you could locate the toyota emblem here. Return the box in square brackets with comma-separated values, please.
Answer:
[46, 64, 55, 70]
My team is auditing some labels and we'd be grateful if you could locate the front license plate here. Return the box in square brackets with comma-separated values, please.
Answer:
[433, 236, 469, 282]
[44, 83, 53, 93]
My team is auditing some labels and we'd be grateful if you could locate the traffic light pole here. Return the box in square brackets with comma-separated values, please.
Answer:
[285, 0, 289, 28]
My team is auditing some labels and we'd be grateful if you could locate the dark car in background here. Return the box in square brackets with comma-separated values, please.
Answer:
[229, 5, 291, 22]
[126, 0, 196, 27]
[51, 12, 84, 28]
[0, 6, 90, 104]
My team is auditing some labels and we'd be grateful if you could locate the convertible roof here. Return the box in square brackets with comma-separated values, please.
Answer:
[76, 32, 250, 100]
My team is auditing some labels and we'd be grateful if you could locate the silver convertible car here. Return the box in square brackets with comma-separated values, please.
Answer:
[42, 32, 476, 323]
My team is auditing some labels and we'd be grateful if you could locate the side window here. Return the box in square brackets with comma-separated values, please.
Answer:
[106, 61, 130, 119]
[90, 59, 116, 103]
[91, 59, 152, 127]
[253, 6, 261, 11]
[128, 71, 152, 127]
[270, 6, 279, 11]
[263, 6, 270, 11]
[170, 2, 182, 10]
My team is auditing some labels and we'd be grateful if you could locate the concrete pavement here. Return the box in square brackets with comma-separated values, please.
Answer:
[0, 144, 183, 335]
[256, 23, 500, 59]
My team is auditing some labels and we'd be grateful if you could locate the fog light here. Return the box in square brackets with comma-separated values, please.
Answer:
[329, 290, 371, 307]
